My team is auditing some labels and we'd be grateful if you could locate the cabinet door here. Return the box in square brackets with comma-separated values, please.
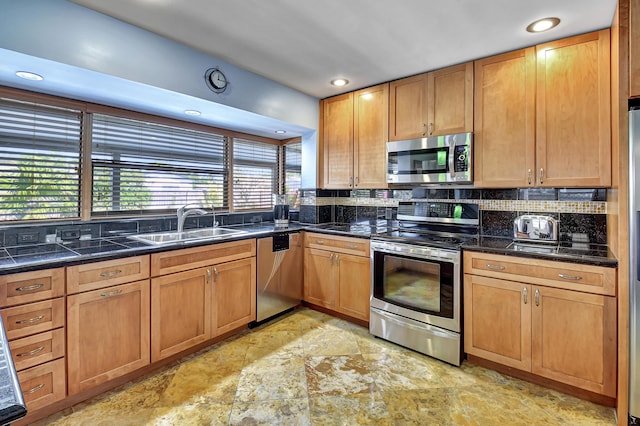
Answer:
[212, 257, 256, 336]
[353, 83, 389, 189]
[322, 93, 354, 188]
[389, 73, 428, 141]
[17, 358, 65, 412]
[427, 62, 473, 137]
[463, 274, 531, 371]
[536, 29, 611, 187]
[151, 267, 211, 361]
[631, 0, 640, 97]
[531, 286, 616, 397]
[336, 253, 370, 321]
[279, 234, 302, 300]
[303, 248, 335, 308]
[67, 280, 150, 394]
[474, 48, 536, 187]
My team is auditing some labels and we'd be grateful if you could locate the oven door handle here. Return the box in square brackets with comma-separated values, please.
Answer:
[372, 308, 454, 339]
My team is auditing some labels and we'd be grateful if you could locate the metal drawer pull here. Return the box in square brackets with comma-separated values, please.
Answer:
[329, 253, 334, 265]
[523, 287, 528, 304]
[335, 254, 339, 263]
[315, 240, 325, 245]
[558, 273, 582, 281]
[347, 244, 359, 249]
[100, 269, 123, 278]
[213, 267, 219, 282]
[16, 315, 44, 325]
[16, 283, 44, 292]
[486, 264, 505, 270]
[207, 269, 212, 283]
[24, 383, 45, 395]
[100, 289, 123, 297]
[17, 346, 45, 357]
[535, 288, 540, 306]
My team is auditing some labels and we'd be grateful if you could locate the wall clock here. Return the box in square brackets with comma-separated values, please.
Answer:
[205, 67, 228, 93]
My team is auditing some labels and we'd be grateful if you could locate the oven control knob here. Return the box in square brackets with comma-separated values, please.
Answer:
[458, 154, 466, 161]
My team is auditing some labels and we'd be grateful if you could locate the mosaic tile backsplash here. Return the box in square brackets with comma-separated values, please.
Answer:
[299, 187, 608, 244]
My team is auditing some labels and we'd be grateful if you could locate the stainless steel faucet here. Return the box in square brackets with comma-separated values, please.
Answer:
[177, 204, 208, 232]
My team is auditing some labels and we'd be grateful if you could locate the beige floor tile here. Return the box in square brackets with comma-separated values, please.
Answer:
[302, 329, 360, 356]
[309, 394, 393, 426]
[236, 356, 307, 402]
[305, 354, 378, 396]
[244, 329, 304, 363]
[229, 398, 311, 425]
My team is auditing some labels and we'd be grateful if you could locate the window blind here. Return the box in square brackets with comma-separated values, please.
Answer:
[92, 114, 228, 216]
[0, 98, 81, 221]
[232, 138, 278, 211]
[283, 142, 302, 208]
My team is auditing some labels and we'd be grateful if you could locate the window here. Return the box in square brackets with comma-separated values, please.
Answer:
[0, 98, 81, 221]
[232, 138, 278, 211]
[283, 142, 302, 208]
[91, 114, 228, 216]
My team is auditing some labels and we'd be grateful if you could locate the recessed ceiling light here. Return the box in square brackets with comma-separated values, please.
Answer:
[331, 78, 349, 87]
[184, 110, 201, 116]
[15, 71, 44, 81]
[526, 17, 561, 33]
[275, 130, 287, 134]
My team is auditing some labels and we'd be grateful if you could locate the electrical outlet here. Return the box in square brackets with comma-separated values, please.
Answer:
[17, 231, 40, 244]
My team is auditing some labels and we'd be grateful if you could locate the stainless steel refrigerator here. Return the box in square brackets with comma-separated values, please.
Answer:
[629, 106, 640, 422]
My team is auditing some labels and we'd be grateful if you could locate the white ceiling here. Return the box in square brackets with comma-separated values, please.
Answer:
[72, 0, 617, 99]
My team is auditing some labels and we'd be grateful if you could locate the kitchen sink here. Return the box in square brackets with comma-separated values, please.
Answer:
[506, 241, 558, 254]
[128, 227, 247, 245]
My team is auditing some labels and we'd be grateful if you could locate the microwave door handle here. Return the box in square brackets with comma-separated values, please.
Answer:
[448, 145, 456, 177]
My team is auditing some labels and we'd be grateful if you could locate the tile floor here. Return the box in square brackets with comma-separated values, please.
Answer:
[37, 308, 616, 425]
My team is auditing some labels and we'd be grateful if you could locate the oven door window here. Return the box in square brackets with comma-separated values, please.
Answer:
[388, 147, 449, 176]
[373, 252, 454, 318]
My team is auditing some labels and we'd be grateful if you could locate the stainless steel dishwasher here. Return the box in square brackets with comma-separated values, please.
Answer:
[254, 232, 302, 324]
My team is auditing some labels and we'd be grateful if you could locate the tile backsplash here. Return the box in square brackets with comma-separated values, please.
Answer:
[299, 187, 608, 244]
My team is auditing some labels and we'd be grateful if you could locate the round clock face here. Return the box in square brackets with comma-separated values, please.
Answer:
[205, 68, 228, 93]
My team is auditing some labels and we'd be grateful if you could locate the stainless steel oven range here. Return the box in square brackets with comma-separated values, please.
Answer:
[369, 201, 478, 366]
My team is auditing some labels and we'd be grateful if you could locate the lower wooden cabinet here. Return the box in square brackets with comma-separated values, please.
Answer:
[212, 257, 256, 336]
[463, 252, 617, 398]
[17, 358, 66, 412]
[303, 233, 370, 321]
[67, 280, 150, 394]
[151, 268, 211, 362]
[9, 328, 65, 372]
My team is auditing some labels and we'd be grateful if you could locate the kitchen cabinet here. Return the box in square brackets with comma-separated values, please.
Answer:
[463, 251, 617, 398]
[631, 0, 640, 97]
[0, 268, 66, 413]
[474, 29, 611, 187]
[66, 255, 151, 395]
[389, 62, 473, 141]
[150, 239, 256, 361]
[321, 83, 389, 189]
[303, 233, 370, 321]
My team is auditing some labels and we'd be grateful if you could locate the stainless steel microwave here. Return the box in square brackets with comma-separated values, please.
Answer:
[387, 132, 472, 184]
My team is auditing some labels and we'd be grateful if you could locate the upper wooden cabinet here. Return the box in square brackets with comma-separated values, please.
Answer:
[630, 0, 640, 97]
[389, 62, 473, 141]
[321, 83, 388, 189]
[474, 30, 611, 187]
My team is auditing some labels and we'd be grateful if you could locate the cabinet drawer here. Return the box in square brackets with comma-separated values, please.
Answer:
[17, 358, 66, 412]
[0, 268, 64, 307]
[463, 251, 616, 296]
[9, 329, 65, 371]
[1, 298, 65, 340]
[304, 232, 370, 257]
[67, 255, 150, 294]
[151, 239, 256, 276]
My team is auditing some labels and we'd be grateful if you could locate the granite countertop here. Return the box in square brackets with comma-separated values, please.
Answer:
[0, 221, 618, 274]
[462, 236, 618, 267]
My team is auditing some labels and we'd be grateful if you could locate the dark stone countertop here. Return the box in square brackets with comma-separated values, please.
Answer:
[462, 236, 618, 268]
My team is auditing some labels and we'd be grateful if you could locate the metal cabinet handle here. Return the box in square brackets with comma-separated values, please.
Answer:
[315, 240, 325, 245]
[558, 273, 582, 281]
[100, 269, 122, 278]
[428, 122, 433, 136]
[16, 315, 44, 325]
[100, 289, 122, 297]
[421, 123, 427, 136]
[523, 287, 528, 304]
[213, 267, 219, 282]
[16, 283, 44, 292]
[349, 176, 353, 187]
[486, 264, 505, 271]
[17, 346, 45, 357]
[207, 269, 211, 283]
[354, 176, 358, 187]
[335, 254, 339, 263]
[329, 253, 334, 265]
[24, 383, 45, 395]
[535, 288, 540, 306]
[539, 168, 544, 184]
[347, 244, 359, 249]
[527, 169, 532, 185]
